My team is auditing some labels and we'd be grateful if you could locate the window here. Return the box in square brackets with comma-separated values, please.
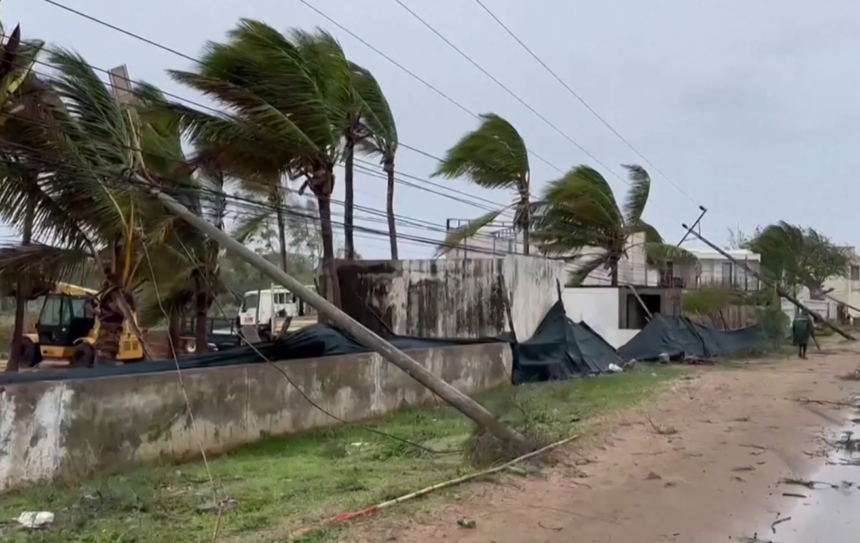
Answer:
[851, 265, 860, 281]
[69, 296, 94, 318]
[40, 295, 65, 326]
[243, 293, 259, 310]
[721, 262, 733, 286]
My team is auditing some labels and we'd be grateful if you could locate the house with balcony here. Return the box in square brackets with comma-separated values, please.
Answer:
[668, 247, 762, 292]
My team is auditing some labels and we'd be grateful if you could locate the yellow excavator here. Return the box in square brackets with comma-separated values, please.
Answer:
[18, 282, 145, 368]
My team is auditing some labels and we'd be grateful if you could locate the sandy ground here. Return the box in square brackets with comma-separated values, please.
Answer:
[345, 342, 860, 543]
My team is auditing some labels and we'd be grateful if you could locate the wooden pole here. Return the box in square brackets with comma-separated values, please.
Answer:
[147, 178, 529, 447]
[681, 225, 855, 341]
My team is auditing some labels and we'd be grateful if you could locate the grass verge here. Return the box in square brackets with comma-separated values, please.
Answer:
[0, 366, 682, 543]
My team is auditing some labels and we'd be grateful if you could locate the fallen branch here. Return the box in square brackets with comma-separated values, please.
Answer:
[771, 515, 791, 533]
[646, 415, 678, 436]
[780, 477, 837, 489]
[792, 397, 856, 408]
[288, 434, 580, 539]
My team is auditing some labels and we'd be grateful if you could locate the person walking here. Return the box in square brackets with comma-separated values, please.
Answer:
[792, 309, 815, 359]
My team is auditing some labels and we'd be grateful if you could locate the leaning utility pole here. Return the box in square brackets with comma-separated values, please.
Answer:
[146, 177, 529, 448]
[682, 225, 856, 341]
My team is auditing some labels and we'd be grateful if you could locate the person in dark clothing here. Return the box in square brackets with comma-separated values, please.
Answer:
[792, 310, 814, 359]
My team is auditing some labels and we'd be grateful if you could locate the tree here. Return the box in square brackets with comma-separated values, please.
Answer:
[350, 64, 399, 259]
[532, 164, 696, 286]
[431, 113, 530, 256]
[135, 83, 228, 355]
[166, 22, 352, 309]
[0, 24, 45, 372]
[747, 222, 852, 299]
[0, 49, 171, 363]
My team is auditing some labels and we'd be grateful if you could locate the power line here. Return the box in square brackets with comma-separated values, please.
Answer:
[471, 0, 700, 206]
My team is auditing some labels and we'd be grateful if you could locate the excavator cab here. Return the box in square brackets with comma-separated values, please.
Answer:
[19, 283, 145, 368]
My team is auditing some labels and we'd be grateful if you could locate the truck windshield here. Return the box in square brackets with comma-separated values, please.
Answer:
[243, 293, 259, 310]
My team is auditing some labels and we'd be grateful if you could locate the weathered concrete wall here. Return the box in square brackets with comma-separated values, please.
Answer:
[337, 255, 564, 340]
[0, 342, 512, 493]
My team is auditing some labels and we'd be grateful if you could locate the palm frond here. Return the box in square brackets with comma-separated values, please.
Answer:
[645, 243, 699, 265]
[0, 243, 93, 287]
[531, 166, 623, 254]
[431, 113, 528, 191]
[350, 62, 398, 158]
[435, 209, 503, 257]
[565, 254, 611, 286]
[621, 164, 650, 226]
[630, 219, 663, 244]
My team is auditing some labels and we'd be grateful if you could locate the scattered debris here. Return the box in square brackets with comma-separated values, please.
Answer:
[739, 443, 767, 451]
[793, 397, 856, 408]
[16, 511, 54, 529]
[645, 471, 663, 481]
[732, 466, 756, 472]
[839, 367, 860, 381]
[537, 521, 563, 531]
[197, 497, 238, 513]
[771, 516, 791, 533]
[732, 475, 747, 483]
[457, 519, 476, 529]
[780, 477, 837, 489]
[646, 415, 678, 436]
[782, 492, 807, 499]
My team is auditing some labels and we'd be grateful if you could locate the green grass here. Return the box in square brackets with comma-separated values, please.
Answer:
[0, 366, 682, 543]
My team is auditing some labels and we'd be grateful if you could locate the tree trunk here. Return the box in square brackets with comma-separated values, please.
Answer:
[518, 190, 530, 256]
[343, 136, 356, 260]
[310, 164, 341, 311]
[384, 156, 398, 260]
[94, 287, 125, 363]
[610, 261, 619, 286]
[7, 195, 35, 372]
[167, 313, 181, 358]
[275, 201, 289, 273]
[195, 302, 208, 355]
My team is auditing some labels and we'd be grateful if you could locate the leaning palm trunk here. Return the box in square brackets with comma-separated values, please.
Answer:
[93, 285, 130, 362]
[7, 192, 35, 372]
[343, 133, 357, 260]
[517, 188, 530, 256]
[384, 156, 398, 260]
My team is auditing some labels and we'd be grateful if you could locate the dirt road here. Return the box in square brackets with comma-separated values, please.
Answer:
[347, 344, 860, 543]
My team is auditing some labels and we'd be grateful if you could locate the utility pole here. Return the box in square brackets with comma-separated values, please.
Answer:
[146, 177, 529, 448]
[681, 225, 856, 341]
[678, 206, 707, 246]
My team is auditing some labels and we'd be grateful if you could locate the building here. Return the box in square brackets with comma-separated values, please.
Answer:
[671, 247, 762, 291]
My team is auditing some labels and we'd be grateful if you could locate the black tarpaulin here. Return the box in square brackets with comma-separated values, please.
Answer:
[617, 315, 765, 362]
[512, 300, 623, 383]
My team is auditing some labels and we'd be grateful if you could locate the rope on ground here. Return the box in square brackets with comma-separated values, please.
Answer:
[287, 434, 580, 539]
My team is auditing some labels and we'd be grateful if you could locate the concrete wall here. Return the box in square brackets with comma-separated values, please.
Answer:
[337, 255, 564, 340]
[0, 342, 512, 493]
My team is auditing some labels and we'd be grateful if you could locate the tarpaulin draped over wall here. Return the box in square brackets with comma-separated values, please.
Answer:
[617, 315, 766, 362]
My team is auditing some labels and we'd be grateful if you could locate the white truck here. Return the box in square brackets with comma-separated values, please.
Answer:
[237, 285, 317, 339]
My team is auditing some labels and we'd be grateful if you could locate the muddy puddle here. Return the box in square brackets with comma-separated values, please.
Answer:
[743, 424, 860, 542]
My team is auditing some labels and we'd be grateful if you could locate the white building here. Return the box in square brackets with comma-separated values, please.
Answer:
[444, 223, 658, 287]
[672, 247, 762, 291]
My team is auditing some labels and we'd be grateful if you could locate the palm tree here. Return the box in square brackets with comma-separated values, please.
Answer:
[351, 64, 399, 259]
[0, 27, 44, 371]
[166, 21, 351, 308]
[431, 113, 530, 256]
[0, 49, 165, 363]
[136, 83, 228, 355]
[341, 62, 398, 260]
[532, 164, 696, 286]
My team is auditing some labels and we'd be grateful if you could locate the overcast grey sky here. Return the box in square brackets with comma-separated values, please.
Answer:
[5, 0, 860, 258]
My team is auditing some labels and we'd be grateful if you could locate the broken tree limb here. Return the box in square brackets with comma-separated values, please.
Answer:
[147, 179, 529, 449]
[681, 226, 856, 341]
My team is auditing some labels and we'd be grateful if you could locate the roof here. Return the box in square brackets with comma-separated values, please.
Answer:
[684, 247, 762, 262]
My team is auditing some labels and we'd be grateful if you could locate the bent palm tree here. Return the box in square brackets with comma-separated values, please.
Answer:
[0, 49, 163, 363]
[166, 22, 351, 307]
[532, 164, 696, 286]
[431, 113, 530, 256]
[351, 64, 399, 259]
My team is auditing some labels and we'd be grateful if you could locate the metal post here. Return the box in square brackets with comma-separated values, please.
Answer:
[678, 206, 707, 246]
[148, 179, 529, 447]
[681, 224, 855, 341]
